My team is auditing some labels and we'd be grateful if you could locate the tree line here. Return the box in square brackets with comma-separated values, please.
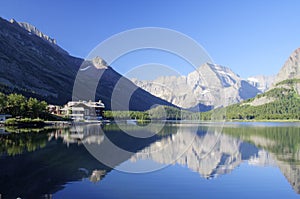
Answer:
[219, 87, 300, 120]
[0, 92, 48, 118]
[104, 86, 300, 121]
[2, 82, 299, 122]
[104, 106, 202, 120]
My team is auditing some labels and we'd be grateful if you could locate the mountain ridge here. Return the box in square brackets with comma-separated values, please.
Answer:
[0, 17, 175, 111]
[9, 18, 69, 55]
[132, 62, 261, 110]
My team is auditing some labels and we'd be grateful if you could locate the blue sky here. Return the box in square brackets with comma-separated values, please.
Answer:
[1, 0, 300, 78]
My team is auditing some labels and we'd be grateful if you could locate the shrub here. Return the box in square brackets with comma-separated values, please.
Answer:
[4, 118, 17, 125]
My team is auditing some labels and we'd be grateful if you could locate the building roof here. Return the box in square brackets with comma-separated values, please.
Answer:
[70, 107, 85, 111]
[67, 100, 105, 109]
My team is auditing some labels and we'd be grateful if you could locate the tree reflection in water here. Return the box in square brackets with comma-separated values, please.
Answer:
[0, 123, 300, 198]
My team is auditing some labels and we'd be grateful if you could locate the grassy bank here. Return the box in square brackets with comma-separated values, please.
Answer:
[4, 118, 46, 127]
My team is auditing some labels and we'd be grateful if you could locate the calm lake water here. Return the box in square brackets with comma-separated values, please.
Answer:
[1, 122, 300, 199]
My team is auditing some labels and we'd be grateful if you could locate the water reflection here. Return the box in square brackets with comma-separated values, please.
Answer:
[131, 127, 259, 178]
[0, 123, 299, 198]
[222, 126, 300, 193]
[0, 129, 50, 156]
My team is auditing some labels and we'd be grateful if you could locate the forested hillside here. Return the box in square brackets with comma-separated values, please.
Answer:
[202, 78, 300, 120]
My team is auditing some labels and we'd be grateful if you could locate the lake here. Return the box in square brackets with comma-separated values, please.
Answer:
[1, 122, 300, 199]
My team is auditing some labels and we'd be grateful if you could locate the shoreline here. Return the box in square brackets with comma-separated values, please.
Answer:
[2, 118, 299, 128]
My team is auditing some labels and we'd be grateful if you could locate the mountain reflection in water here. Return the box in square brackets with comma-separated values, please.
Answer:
[0, 122, 300, 198]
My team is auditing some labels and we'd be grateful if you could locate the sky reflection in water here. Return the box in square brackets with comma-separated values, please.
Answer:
[0, 122, 300, 199]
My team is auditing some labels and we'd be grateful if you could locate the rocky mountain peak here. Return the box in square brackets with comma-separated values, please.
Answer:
[198, 62, 240, 88]
[9, 18, 16, 23]
[275, 48, 300, 84]
[10, 18, 56, 44]
[92, 56, 108, 69]
[9, 18, 68, 55]
[203, 62, 234, 74]
[132, 62, 260, 109]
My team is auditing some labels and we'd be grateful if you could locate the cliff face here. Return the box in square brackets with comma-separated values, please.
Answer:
[275, 48, 300, 84]
[271, 48, 300, 95]
[0, 17, 175, 110]
[132, 63, 260, 110]
[10, 19, 69, 55]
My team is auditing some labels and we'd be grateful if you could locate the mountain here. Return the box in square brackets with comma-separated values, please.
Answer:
[211, 48, 300, 120]
[274, 48, 300, 84]
[10, 19, 69, 55]
[132, 63, 260, 110]
[247, 75, 275, 92]
[0, 17, 175, 110]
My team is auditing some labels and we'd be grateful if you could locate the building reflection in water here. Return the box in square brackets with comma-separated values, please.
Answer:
[0, 123, 300, 197]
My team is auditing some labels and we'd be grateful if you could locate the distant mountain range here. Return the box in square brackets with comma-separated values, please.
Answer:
[132, 47, 300, 113]
[132, 63, 261, 110]
[0, 17, 175, 111]
[247, 75, 275, 92]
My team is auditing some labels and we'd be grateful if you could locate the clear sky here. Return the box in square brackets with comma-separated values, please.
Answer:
[1, 0, 300, 78]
